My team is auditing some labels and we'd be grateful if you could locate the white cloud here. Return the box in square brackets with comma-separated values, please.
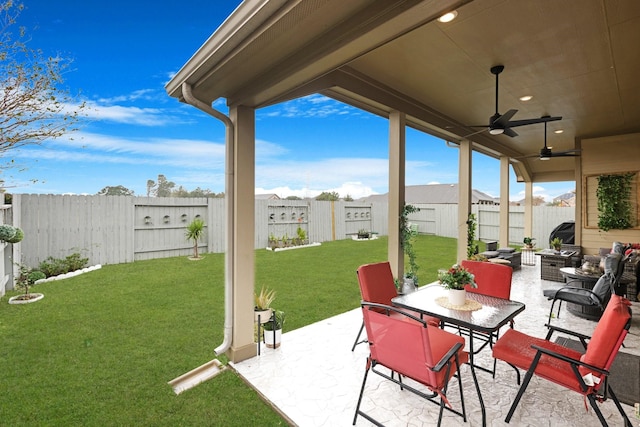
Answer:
[255, 181, 376, 200]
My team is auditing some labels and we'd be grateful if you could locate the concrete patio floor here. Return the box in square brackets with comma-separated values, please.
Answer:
[232, 261, 640, 426]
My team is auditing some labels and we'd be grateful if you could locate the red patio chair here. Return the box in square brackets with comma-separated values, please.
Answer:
[461, 259, 513, 300]
[492, 294, 633, 426]
[457, 260, 513, 376]
[351, 261, 439, 351]
[353, 302, 468, 426]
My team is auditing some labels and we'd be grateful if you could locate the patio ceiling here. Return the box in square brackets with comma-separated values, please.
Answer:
[166, 0, 640, 184]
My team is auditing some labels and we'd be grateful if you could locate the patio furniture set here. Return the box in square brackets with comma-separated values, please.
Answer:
[352, 260, 633, 427]
[478, 241, 522, 269]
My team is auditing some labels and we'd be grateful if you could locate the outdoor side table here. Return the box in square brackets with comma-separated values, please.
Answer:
[521, 248, 536, 266]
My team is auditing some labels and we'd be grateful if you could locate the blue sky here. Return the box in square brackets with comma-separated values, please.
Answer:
[7, 1, 575, 201]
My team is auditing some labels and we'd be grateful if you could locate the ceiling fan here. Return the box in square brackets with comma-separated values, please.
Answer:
[467, 65, 562, 137]
[522, 119, 581, 160]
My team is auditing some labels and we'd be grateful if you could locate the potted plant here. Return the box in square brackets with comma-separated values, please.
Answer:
[185, 218, 205, 259]
[550, 237, 563, 252]
[263, 309, 285, 348]
[438, 264, 477, 306]
[268, 233, 278, 250]
[296, 226, 308, 246]
[254, 285, 275, 324]
[523, 237, 535, 249]
[357, 229, 371, 240]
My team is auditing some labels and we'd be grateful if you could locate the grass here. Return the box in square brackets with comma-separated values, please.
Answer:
[0, 235, 458, 425]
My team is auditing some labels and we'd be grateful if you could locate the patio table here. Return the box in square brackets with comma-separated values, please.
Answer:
[392, 283, 525, 427]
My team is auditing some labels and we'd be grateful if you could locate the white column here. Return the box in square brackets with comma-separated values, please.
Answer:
[227, 105, 256, 362]
[499, 156, 510, 247]
[524, 181, 533, 239]
[457, 140, 472, 263]
[388, 111, 405, 279]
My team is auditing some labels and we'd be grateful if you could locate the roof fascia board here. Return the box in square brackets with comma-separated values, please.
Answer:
[226, 0, 471, 107]
[165, 0, 289, 100]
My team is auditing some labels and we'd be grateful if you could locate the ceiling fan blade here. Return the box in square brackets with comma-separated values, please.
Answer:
[492, 109, 517, 127]
[462, 127, 488, 138]
[503, 127, 518, 137]
[550, 153, 580, 157]
[506, 115, 562, 128]
[551, 149, 581, 157]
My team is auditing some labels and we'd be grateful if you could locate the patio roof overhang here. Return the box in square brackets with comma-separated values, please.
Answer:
[166, 0, 640, 184]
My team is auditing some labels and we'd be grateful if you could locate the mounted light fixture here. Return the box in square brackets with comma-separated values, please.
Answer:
[437, 11, 457, 23]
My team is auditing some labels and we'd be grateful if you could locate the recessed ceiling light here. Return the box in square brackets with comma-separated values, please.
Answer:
[554, 129, 564, 134]
[519, 95, 533, 101]
[437, 11, 458, 23]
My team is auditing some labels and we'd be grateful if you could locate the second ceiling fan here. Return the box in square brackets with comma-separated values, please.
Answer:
[469, 65, 562, 137]
[521, 119, 580, 160]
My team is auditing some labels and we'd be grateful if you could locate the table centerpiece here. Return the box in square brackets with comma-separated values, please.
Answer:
[438, 264, 477, 306]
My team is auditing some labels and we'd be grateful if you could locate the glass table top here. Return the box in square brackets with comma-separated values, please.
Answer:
[392, 284, 526, 333]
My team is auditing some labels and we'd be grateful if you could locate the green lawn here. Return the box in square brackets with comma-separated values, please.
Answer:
[0, 235, 458, 426]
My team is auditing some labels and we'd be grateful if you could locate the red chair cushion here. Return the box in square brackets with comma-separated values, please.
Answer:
[493, 328, 586, 393]
[364, 308, 467, 390]
[461, 259, 512, 299]
[357, 262, 398, 304]
[358, 262, 440, 326]
[579, 295, 631, 378]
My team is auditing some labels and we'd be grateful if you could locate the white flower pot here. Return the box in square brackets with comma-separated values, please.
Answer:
[263, 328, 282, 348]
[448, 289, 466, 306]
[254, 309, 272, 324]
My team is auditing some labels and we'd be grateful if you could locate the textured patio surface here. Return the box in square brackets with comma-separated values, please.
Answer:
[233, 261, 640, 426]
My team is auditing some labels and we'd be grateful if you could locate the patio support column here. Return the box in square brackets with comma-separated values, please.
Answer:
[523, 181, 533, 240]
[388, 110, 405, 279]
[499, 156, 510, 247]
[227, 105, 256, 363]
[457, 139, 472, 263]
[573, 138, 582, 244]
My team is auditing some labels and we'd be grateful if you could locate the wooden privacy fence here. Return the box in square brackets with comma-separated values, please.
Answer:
[6, 194, 574, 292]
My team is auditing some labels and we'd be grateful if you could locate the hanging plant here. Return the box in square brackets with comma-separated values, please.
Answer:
[400, 204, 420, 282]
[466, 213, 478, 259]
[596, 173, 635, 232]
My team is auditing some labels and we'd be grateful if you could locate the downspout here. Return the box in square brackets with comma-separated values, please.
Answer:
[182, 82, 234, 356]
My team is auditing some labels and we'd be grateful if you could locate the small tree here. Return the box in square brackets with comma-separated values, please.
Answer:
[1, 2, 85, 172]
[185, 218, 205, 259]
[14, 263, 45, 299]
[96, 185, 134, 196]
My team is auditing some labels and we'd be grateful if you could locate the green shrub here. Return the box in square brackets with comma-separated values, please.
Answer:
[28, 270, 46, 283]
[64, 253, 89, 272]
[6, 227, 23, 243]
[0, 224, 17, 242]
[38, 253, 89, 277]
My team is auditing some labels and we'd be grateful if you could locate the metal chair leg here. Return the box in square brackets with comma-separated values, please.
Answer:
[351, 321, 366, 351]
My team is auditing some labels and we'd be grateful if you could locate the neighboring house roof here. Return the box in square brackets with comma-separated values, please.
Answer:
[255, 193, 281, 200]
[554, 192, 576, 207]
[360, 184, 497, 205]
